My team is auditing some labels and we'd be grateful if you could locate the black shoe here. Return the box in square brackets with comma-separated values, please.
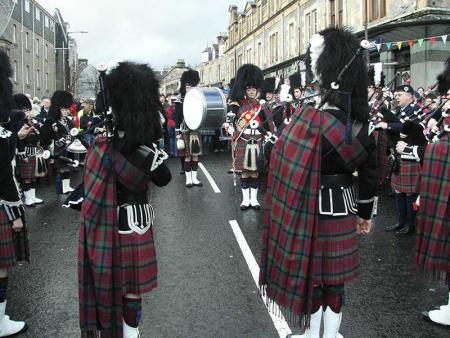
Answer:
[180, 170, 185, 175]
[240, 204, 250, 211]
[193, 182, 203, 187]
[385, 223, 402, 232]
[251, 205, 261, 211]
[186, 183, 193, 188]
[395, 225, 411, 236]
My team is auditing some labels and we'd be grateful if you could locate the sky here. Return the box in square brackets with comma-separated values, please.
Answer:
[38, 0, 248, 70]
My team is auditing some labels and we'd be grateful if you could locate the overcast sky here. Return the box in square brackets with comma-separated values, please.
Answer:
[38, 0, 248, 70]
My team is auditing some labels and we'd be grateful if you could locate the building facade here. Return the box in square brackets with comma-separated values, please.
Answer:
[199, 0, 450, 88]
[0, 0, 79, 98]
[0, 0, 58, 98]
[160, 59, 191, 95]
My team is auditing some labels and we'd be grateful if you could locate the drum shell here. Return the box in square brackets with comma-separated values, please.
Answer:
[183, 88, 227, 131]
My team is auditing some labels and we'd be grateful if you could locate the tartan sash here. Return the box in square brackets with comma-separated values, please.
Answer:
[79, 137, 149, 338]
[322, 110, 368, 170]
[416, 134, 450, 277]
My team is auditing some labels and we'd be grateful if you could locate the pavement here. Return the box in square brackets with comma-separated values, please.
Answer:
[8, 153, 450, 338]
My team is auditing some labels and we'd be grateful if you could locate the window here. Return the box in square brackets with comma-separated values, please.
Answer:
[13, 61, 18, 82]
[35, 38, 39, 56]
[338, 0, 343, 27]
[246, 48, 252, 64]
[313, 10, 318, 35]
[12, 25, 16, 43]
[45, 73, 49, 90]
[26, 65, 30, 85]
[368, 0, 386, 22]
[45, 16, 49, 28]
[330, 0, 336, 27]
[24, 0, 30, 13]
[288, 22, 295, 56]
[269, 32, 279, 64]
[306, 13, 312, 41]
[25, 32, 29, 50]
[35, 7, 40, 21]
[257, 41, 262, 66]
[36, 69, 40, 88]
[45, 44, 48, 60]
[217, 65, 221, 81]
[237, 53, 243, 68]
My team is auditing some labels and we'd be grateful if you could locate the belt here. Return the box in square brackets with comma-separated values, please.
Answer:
[320, 174, 353, 188]
[117, 191, 148, 205]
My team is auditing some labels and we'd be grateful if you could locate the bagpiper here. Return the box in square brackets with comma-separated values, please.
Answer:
[259, 27, 377, 338]
[229, 64, 265, 210]
[78, 61, 171, 338]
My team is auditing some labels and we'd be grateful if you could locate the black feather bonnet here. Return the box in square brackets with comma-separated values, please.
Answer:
[230, 64, 264, 102]
[437, 57, 450, 96]
[180, 69, 200, 97]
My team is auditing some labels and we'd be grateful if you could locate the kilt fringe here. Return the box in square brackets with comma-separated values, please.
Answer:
[259, 285, 310, 330]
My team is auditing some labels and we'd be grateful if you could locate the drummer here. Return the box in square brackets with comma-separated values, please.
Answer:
[40, 91, 76, 194]
[14, 94, 46, 207]
[229, 64, 265, 210]
[175, 69, 203, 188]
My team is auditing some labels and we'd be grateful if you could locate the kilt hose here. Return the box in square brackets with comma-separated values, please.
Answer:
[0, 208, 30, 269]
[313, 214, 360, 285]
[233, 134, 263, 172]
[119, 227, 158, 295]
[177, 132, 203, 158]
[391, 160, 421, 194]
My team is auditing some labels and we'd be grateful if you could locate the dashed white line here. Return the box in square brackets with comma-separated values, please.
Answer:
[198, 162, 221, 194]
[228, 220, 292, 338]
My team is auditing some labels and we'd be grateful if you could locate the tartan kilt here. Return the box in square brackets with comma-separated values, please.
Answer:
[376, 132, 390, 184]
[233, 134, 263, 172]
[119, 227, 158, 295]
[391, 160, 421, 194]
[177, 132, 203, 157]
[313, 214, 360, 285]
[0, 208, 30, 269]
[17, 156, 36, 180]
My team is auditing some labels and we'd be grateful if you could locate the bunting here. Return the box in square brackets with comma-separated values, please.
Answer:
[371, 34, 449, 53]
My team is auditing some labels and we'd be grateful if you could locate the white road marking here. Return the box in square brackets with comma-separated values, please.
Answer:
[228, 220, 292, 338]
[198, 162, 221, 193]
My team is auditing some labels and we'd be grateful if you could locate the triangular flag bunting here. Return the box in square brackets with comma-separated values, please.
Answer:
[376, 43, 381, 52]
[386, 42, 392, 50]
[408, 40, 414, 47]
[430, 36, 436, 45]
[418, 38, 424, 47]
[442, 35, 448, 44]
[397, 41, 403, 50]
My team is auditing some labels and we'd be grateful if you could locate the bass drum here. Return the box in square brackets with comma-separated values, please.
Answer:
[183, 87, 227, 131]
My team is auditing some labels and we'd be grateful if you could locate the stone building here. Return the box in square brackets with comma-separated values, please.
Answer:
[160, 59, 191, 95]
[204, 0, 450, 88]
[196, 33, 228, 87]
[0, 0, 58, 97]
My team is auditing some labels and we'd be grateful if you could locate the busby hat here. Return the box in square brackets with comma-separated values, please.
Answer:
[230, 64, 264, 102]
[0, 50, 13, 121]
[260, 77, 276, 99]
[289, 72, 303, 97]
[48, 91, 74, 119]
[437, 57, 450, 96]
[106, 61, 163, 145]
[180, 69, 200, 97]
[304, 27, 368, 122]
[13, 94, 32, 111]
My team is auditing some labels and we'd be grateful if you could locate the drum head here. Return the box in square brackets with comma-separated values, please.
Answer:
[184, 88, 205, 131]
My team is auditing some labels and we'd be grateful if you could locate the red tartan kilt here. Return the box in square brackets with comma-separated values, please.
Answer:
[119, 227, 157, 295]
[17, 156, 36, 180]
[177, 132, 203, 157]
[313, 214, 360, 285]
[391, 160, 421, 194]
[233, 134, 263, 171]
[0, 208, 30, 269]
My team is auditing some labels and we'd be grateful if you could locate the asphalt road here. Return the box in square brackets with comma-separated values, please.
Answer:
[7, 153, 450, 338]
